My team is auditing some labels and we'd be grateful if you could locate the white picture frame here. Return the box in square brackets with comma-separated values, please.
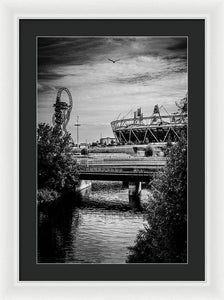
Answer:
[0, 0, 223, 298]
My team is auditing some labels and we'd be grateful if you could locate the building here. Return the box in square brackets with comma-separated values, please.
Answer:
[100, 137, 116, 146]
[79, 142, 89, 149]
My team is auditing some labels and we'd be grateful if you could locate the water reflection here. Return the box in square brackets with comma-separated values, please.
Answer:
[38, 181, 149, 263]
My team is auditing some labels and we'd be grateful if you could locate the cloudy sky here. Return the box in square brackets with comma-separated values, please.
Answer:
[37, 37, 187, 143]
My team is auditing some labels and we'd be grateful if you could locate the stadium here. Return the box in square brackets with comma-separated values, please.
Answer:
[111, 95, 187, 145]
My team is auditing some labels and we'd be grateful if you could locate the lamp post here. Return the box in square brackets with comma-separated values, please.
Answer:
[74, 116, 81, 146]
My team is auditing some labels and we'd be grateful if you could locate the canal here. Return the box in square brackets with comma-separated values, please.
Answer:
[38, 181, 150, 264]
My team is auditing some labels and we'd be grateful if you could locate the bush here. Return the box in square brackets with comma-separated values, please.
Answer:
[127, 135, 187, 263]
[81, 147, 88, 155]
[145, 145, 153, 157]
[37, 123, 79, 193]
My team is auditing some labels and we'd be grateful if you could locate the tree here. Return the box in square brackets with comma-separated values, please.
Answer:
[127, 135, 187, 263]
[81, 147, 88, 155]
[145, 145, 153, 157]
[37, 123, 79, 193]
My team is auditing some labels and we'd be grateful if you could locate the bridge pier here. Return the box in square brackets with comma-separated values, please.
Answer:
[128, 181, 141, 196]
[128, 182, 141, 209]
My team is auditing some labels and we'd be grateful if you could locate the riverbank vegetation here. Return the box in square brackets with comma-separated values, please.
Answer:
[37, 123, 79, 205]
[127, 135, 187, 263]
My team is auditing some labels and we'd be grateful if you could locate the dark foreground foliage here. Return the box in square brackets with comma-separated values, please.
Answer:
[37, 123, 79, 196]
[127, 136, 187, 263]
[37, 188, 60, 207]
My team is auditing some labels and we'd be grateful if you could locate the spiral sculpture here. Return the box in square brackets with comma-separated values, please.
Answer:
[52, 87, 73, 134]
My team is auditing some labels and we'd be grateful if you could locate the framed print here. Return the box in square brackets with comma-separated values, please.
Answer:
[19, 19, 205, 281]
[3, 0, 224, 297]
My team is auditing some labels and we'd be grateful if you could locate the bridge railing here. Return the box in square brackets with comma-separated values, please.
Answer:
[76, 157, 166, 175]
[78, 158, 166, 164]
[80, 166, 164, 174]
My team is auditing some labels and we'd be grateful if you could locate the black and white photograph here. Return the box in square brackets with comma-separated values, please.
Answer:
[37, 36, 188, 264]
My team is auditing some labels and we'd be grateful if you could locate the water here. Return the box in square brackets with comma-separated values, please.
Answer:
[38, 181, 150, 264]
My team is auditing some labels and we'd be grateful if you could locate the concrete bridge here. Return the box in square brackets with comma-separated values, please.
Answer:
[76, 157, 166, 205]
[78, 158, 166, 181]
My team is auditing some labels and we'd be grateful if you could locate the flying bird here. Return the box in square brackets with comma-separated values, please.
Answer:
[108, 58, 120, 63]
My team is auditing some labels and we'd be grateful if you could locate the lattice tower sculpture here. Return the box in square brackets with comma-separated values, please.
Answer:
[52, 87, 73, 134]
